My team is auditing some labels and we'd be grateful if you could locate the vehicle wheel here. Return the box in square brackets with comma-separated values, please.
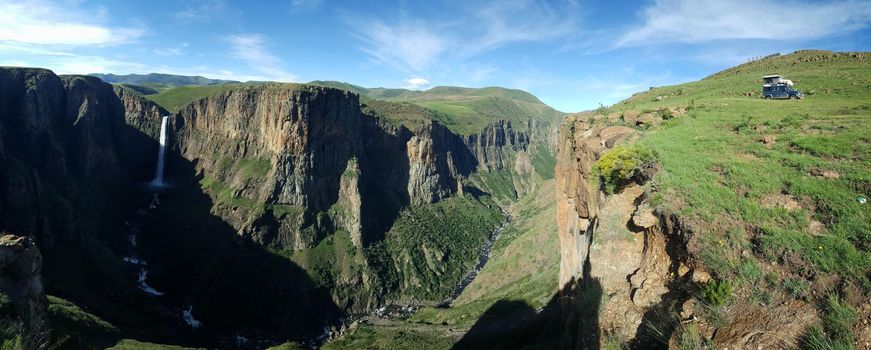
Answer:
[790, 95, 797, 100]
[764, 95, 771, 99]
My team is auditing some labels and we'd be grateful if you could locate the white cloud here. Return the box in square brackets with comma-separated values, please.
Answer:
[0, 0, 144, 46]
[154, 43, 189, 57]
[405, 77, 430, 90]
[225, 34, 297, 81]
[617, 0, 871, 47]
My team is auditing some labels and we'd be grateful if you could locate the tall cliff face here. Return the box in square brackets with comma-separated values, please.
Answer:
[169, 85, 540, 250]
[405, 121, 475, 205]
[176, 85, 362, 210]
[555, 119, 637, 289]
[0, 69, 166, 247]
[0, 68, 172, 344]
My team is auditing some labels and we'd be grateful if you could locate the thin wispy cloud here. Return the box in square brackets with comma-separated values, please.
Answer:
[290, 0, 321, 13]
[617, 0, 871, 47]
[225, 34, 297, 81]
[0, 0, 144, 46]
[461, 0, 579, 57]
[174, 0, 227, 22]
[154, 43, 190, 57]
[348, 0, 580, 74]
[352, 19, 449, 72]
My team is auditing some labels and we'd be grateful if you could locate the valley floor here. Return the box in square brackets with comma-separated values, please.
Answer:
[323, 180, 561, 350]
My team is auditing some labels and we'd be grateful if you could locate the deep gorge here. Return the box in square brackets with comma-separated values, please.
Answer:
[0, 67, 559, 348]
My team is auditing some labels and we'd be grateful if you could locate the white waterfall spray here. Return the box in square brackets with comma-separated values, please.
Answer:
[150, 116, 169, 187]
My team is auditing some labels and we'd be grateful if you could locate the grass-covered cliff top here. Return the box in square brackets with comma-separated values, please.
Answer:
[106, 75, 563, 135]
[596, 50, 869, 346]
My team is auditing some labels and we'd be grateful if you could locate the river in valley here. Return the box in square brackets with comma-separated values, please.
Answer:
[307, 208, 513, 348]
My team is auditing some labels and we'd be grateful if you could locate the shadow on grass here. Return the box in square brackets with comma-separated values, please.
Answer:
[451, 260, 603, 349]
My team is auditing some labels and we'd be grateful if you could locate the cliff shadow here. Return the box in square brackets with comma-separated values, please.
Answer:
[451, 298, 558, 350]
[117, 123, 342, 348]
[358, 117, 412, 245]
[558, 258, 603, 350]
[450, 271, 602, 349]
[357, 117, 480, 246]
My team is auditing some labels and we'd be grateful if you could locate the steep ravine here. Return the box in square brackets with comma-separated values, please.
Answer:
[135, 83, 559, 344]
[0, 67, 560, 347]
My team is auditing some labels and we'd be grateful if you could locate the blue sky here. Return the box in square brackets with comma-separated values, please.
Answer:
[1, 0, 870, 112]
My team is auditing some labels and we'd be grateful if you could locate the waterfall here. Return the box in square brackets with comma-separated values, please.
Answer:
[150, 116, 169, 187]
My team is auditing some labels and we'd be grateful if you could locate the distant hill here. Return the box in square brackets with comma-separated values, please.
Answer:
[90, 73, 238, 86]
[310, 80, 564, 134]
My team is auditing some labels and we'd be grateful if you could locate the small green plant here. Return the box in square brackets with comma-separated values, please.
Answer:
[675, 323, 710, 350]
[660, 108, 674, 120]
[702, 280, 733, 307]
[821, 294, 857, 343]
[734, 113, 754, 133]
[594, 103, 612, 115]
[783, 278, 810, 298]
[595, 144, 657, 193]
[737, 259, 763, 284]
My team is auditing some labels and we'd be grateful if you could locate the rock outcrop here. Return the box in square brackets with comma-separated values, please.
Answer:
[555, 119, 638, 289]
[0, 234, 45, 332]
[557, 116, 689, 346]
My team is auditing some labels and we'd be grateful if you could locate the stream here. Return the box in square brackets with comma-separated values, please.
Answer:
[441, 207, 512, 307]
[306, 207, 512, 348]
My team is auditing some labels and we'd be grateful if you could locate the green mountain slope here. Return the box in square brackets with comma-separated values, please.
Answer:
[595, 50, 869, 347]
[90, 73, 238, 86]
[311, 80, 564, 135]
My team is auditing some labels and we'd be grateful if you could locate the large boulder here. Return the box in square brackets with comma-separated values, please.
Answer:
[636, 113, 662, 127]
[622, 110, 640, 125]
[0, 234, 46, 331]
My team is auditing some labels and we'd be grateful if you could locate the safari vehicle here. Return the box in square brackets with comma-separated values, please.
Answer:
[762, 75, 803, 99]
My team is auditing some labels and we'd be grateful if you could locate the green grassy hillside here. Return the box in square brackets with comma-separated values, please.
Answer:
[604, 50, 869, 347]
[312, 80, 564, 135]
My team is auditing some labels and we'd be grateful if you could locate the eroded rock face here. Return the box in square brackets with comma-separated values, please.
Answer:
[0, 234, 46, 332]
[176, 86, 363, 211]
[0, 68, 166, 247]
[406, 121, 473, 205]
[555, 119, 639, 289]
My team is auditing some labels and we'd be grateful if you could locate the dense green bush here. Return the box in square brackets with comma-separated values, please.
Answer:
[701, 280, 733, 307]
[595, 144, 657, 193]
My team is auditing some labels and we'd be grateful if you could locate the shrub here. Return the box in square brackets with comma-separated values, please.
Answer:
[593, 103, 612, 115]
[660, 108, 674, 120]
[702, 280, 733, 307]
[595, 144, 657, 193]
[734, 114, 754, 133]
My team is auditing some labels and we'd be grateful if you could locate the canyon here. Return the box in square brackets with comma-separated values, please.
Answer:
[0, 67, 560, 348]
[1, 50, 869, 349]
